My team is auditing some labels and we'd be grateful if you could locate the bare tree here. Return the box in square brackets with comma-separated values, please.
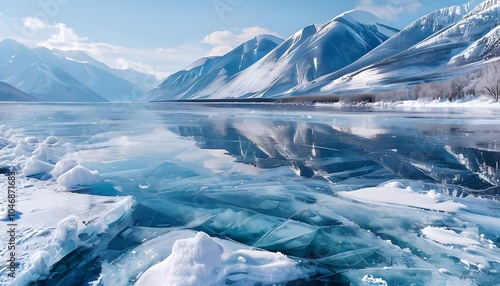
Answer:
[481, 60, 500, 101]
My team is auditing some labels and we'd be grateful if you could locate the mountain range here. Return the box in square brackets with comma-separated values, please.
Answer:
[1, 0, 499, 102]
[147, 10, 400, 100]
[0, 39, 159, 102]
[148, 0, 499, 101]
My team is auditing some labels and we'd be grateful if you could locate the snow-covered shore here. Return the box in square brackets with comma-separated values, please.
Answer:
[317, 95, 500, 109]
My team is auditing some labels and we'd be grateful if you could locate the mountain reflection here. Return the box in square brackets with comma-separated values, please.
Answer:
[168, 113, 499, 194]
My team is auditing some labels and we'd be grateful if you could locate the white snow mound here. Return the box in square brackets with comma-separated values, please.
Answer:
[135, 232, 303, 286]
[56, 165, 101, 190]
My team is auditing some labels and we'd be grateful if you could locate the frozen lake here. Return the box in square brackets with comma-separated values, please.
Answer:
[1, 102, 499, 285]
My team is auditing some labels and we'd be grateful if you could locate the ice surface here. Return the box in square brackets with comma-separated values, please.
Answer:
[1, 103, 499, 285]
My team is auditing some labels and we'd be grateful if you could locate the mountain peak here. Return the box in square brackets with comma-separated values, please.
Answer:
[253, 34, 283, 45]
[0, 39, 32, 54]
[334, 10, 384, 26]
[467, 0, 499, 15]
[0, 38, 25, 47]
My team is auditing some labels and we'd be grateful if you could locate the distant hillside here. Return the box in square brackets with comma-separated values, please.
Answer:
[0, 81, 37, 101]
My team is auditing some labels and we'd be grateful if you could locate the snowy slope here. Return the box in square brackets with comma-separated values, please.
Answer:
[449, 24, 500, 65]
[0, 39, 38, 80]
[0, 39, 148, 102]
[145, 35, 283, 101]
[4, 63, 108, 102]
[53, 49, 160, 90]
[147, 1, 499, 100]
[317, 0, 500, 94]
[147, 11, 398, 100]
[0, 81, 37, 101]
[33, 47, 147, 102]
[291, 3, 474, 95]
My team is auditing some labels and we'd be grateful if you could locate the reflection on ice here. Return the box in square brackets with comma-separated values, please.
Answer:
[1, 104, 499, 285]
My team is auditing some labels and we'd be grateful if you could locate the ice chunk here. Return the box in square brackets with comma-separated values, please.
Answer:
[32, 145, 59, 164]
[50, 158, 78, 178]
[55, 215, 78, 244]
[22, 156, 54, 177]
[104, 230, 306, 286]
[362, 274, 388, 286]
[56, 165, 101, 190]
[42, 136, 58, 146]
[29, 251, 51, 278]
[0, 137, 10, 149]
[135, 232, 223, 286]
[24, 137, 39, 146]
[1, 176, 136, 285]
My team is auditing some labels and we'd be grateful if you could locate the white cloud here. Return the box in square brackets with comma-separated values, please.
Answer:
[43, 23, 87, 46]
[23, 16, 47, 30]
[202, 26, 280, 56]
[355, 0, 422, 22]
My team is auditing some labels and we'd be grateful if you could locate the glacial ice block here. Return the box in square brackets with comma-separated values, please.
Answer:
[0, 176, 135, 286]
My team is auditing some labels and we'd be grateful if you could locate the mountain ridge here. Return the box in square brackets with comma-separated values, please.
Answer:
[146, 0, 499, 101]
[145, 34, 283, 101]
[147, 10, 399, 101]
[0, 39, 157, 102]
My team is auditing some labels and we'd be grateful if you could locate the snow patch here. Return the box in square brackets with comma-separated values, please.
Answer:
[422, 226, 480, 246]
[64, 57, 89, 64]
[338, 181, 465, 212]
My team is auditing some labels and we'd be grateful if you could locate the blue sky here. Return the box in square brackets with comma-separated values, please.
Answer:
[0, 0, 473, 78]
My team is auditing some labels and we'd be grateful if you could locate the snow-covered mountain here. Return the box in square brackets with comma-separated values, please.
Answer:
[449, 23, 500, 66]
[306, 0, 500, 94]
[0, 81, 37, 101]
[5, 63, 107, 102]
[290, 2, 475, 95]
[53, 49, 160, 90]
[0, 39, 154, 102]
[147, 11, 398, 101]
[146, 35, 283, 100]
[146, 0, 499, 101]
